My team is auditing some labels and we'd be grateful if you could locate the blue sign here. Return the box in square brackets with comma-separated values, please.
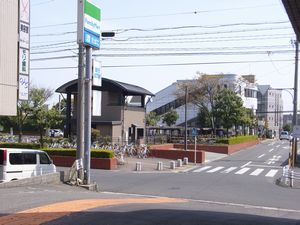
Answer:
[84, 29, 100, 49]
[191, 128, 198, 137]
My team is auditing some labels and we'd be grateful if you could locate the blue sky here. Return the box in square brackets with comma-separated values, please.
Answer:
[30, 0, 296, 111]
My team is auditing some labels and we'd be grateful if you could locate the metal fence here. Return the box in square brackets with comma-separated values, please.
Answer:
[280, 165, 300, 188]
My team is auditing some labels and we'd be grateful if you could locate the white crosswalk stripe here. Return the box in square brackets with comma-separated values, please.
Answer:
[221, 167, 237, 174]
[250, 168, 264, 176]
[235, 168, 251, 175]
[192, 166, 212, 173]
[191, 166, 280, 179]
[206, 167, 224, 173]
[265, 169, 278, 177]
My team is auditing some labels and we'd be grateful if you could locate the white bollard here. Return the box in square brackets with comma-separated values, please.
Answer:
[183, 157, 189, 165]
[157, 161, 163, 171]
[177, 159, 183, 167]
[136, 162, 142, 171]
[170, 161, 176, 169]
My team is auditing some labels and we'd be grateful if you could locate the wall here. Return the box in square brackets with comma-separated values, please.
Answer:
[0, 0, 18, 116]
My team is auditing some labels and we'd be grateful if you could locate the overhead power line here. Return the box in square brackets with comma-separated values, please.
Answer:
[114, 21, 289, 33]
[30, 59, 293, 70]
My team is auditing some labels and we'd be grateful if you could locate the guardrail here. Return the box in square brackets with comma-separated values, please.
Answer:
[280, 165, 300, 187]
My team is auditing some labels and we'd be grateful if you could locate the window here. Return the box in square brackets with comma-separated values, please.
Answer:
[9, 153, 37, 165]
[39, 153, 51, 164]
[0, 150, 5, 165]
[10, 153, 23, 165]
[23, 153, 37, 164]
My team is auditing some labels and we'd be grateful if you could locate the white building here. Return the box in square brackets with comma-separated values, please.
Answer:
[147, 74, 258, 127]
[257, 85, 283, 137]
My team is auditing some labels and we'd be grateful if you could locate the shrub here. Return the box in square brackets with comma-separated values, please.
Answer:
[43, 148, 114, 158]
[0, 142, 40, 149]
[216, 135, 258, 145]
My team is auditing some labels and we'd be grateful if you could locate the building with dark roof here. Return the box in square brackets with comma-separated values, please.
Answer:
[56, 78, 154, 144]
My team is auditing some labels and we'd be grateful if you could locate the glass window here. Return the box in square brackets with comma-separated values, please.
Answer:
[9, 153, 23, 165]
[39, 153, 51, 164]
[23, 153, 37, 164]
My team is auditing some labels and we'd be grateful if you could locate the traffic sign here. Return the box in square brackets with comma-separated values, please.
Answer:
[191, 128, 198, 136]
[78, 0, 101, 49]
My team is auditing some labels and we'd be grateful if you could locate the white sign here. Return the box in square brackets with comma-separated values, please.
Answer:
[92, 90, 101, 116]
[20, 0, 30, 23]
[19, 48, 29, 74]
[93, 60, 102, 86]
[20, 22, 30, 49]
[19, 75, 29, 100]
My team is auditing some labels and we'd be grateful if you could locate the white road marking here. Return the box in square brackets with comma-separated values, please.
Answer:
[265, 155, 281, 165]
[257, 154, 265, 158]
[250, 169, 264, 176]
[192, 166, 212, 173]
[206, 166, 224, 173]
[265, 169, 278, 177]
[221, 167, 237, 173]
[241, 161, 252, 168]
[276, 145, 280, 148]
[235, 168, 250, 175]
[269, 148, 274, 152]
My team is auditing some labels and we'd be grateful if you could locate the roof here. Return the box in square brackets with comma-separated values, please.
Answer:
[56, 78, 154, 96]
[282, 0, 300, 40]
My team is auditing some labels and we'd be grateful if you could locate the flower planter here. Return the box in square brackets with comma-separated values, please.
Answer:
[51, 156, 117, 170]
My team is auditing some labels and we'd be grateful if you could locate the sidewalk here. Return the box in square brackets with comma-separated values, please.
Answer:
[114, 152, 227, 173]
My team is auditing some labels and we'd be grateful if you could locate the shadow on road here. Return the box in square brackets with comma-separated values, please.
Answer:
[1, 209, 298, 225]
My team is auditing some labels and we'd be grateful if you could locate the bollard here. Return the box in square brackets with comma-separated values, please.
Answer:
[183, 157, 188, 165]
[170, 161, 176, 169]
[157, 161, 163, 171]
[177, 159, 183, 167]
[136, 162, 142, 171]
[290, 170, 294, 187]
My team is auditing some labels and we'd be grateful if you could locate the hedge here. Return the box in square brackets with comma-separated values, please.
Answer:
[0, 142, 40, 149]
[216, 135, 258, 145]
[43, 148, 114, 159]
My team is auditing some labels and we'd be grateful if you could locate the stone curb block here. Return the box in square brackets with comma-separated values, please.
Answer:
[0, 172, 62, 188]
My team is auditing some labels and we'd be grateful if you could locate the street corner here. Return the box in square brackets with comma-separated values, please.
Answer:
[0, 197, 188, 225]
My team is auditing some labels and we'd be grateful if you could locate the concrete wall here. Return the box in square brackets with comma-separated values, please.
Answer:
[0, 0, 18, 116]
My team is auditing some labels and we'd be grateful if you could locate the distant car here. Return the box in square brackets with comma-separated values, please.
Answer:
[279, 131, 289, 140]
[48, 129, 63, 138]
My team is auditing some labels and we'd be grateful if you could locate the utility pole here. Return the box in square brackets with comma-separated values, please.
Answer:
[292, 40, 299, 166]
[76, 44, 85, 181]
[184, 86, 188, 150]
[84, 46, 92, 184]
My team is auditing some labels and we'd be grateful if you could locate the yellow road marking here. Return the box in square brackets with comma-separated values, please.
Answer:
[0, 197, 187, 225]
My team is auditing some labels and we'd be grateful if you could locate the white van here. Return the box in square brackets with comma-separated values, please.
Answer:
[0, 148, 56, 183]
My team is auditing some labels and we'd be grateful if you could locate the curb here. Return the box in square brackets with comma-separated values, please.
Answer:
[0, 172, 63, 188]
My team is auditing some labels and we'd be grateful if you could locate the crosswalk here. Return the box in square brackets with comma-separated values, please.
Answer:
[191, 165, 279, 178]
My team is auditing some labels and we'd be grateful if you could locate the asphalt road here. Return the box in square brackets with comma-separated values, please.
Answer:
[0, 139, 299, 225]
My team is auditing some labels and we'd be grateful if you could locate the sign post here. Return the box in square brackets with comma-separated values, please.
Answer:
[191, 128, 198, 165]
[77, 0, 101, 185]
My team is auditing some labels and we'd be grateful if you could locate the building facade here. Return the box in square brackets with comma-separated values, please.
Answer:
[146, 74, 258, 128]
[56, 78, 154, 144]
[0, 0, 19, 116]
[257, 85, 283, 137]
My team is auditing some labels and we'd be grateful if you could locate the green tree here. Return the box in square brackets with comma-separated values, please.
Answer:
[214, 89, 244, 137]
[197, 107, 211, 128]
[162, 109, 179, 127]
[145, 112, 160, 126]
[29, 87, 54, 147]
[176, 73, 224, 134]
[282, 124, 292, 132]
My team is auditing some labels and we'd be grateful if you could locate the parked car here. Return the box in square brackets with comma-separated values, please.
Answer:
[0, 148, 56, 183]
[279, 131, 289, 140]
[48, 129, 63, 137]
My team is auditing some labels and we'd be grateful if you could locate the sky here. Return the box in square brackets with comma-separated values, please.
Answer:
[30, 0, 297, 111]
